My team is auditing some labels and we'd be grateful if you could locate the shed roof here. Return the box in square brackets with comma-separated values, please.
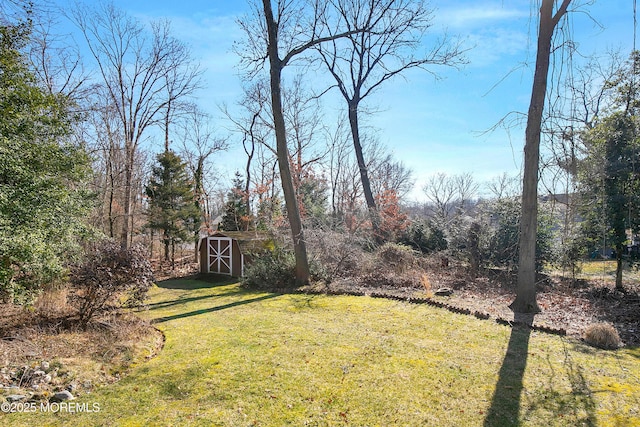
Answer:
[209, 231, 274, 254]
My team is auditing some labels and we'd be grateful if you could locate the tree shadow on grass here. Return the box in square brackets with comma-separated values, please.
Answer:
[156, 274, 238, 290]
[149, 276, 246, 312]
[521, 341, 597, 427]
[151, 293, 281, 324]
[484, 314, 598, 426]
[147, 288, 247, 312]
[483, 313, 534, 427]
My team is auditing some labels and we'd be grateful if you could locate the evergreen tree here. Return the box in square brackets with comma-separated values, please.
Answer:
[579, 113, 640, 290]
[298, 170, 329, 228]
[145, 150, 200, 264]
[0, 20, 92, 303]
[220, 172, 250, 231]
[578, 51, 640, 291]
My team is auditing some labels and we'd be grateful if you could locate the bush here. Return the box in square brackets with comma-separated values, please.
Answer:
[583, 323, 622, 350]
[481, 197, 554, 272]
[358, 243, 424, 290]
[375, 243, 418, 274]
[305, 229, 369, 280]
[242, 248, 297, 291]
[398, 220, 447, 254]
[242, 244, 330, 291]
[70, 240, 154, 328]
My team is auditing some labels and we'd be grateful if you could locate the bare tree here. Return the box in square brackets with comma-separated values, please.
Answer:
[423, 173, 457, 226]
[486, 172, 520, 200]
[283, 75, 328, 192]
[511, 0, 572, 314]
[178, 106, 227, 251]
[326, 115, 364, 229]
[316, 0, 465, 235]
[237, 0, 369, 284]
[223, 79, 274, 230]
[453, 172, 479, 214]
[364, 137, 414, 200]
[89, 94, 126, 238]
[71, 2, 201, 248]
[423, 172, 477, 221]
[28, 13, 90, 102]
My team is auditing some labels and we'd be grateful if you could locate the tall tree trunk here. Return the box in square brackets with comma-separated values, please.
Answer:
[120, 145, 134, 249]
[615, 243, 624, 291]
[244, 140, 254, 232]
[164, 97, 171, 152]
[262, 0, 310, 285]
[150, 229, 154, 260]
[163, 231, 170, 262]
[194, 157, 204, 261]
[107, 156, 116, 238]
[511, 0, 571, 313]
[348, 101, 380, 237]
[171, 239, 175, 270]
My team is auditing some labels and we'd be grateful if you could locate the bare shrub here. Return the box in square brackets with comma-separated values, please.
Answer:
[70, 240, 154, 329]
[305, 230, 371, 280]
[584, 323, 622, 349]
[306, 233, 428, 292]
[358, 243, 425, 290]
[374, 243, 418, 274]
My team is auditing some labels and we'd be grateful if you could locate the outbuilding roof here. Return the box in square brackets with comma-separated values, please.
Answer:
[209, 231, 274, 254]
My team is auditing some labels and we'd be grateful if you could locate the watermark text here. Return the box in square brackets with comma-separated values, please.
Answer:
[1, 401, 101, 414]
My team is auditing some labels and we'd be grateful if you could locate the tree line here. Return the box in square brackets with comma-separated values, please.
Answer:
[1, 0, 638, 313]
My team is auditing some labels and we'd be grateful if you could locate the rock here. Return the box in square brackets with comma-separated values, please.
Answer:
[435, 287, 453, 296]
[40, 362, 50, 371]
[6, 394, 27, 402]
[51, 390, 74, 402]
[42, 375, 52, 384]
[33, 370, 46, 377]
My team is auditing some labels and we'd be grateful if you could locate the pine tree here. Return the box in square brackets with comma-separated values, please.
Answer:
[220, 172, 250, 231]
[145, 150, 200, 265]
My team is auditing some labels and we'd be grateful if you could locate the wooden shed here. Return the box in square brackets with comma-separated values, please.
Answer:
[199, 231, 272, 277]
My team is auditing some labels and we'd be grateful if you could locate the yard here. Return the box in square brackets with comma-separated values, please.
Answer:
[3, 277, 639, 426]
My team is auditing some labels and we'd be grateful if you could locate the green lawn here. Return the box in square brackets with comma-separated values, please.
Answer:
[4, 278, 639, 426]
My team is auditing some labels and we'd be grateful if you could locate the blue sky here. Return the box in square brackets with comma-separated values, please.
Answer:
[53, 0, 634, 201]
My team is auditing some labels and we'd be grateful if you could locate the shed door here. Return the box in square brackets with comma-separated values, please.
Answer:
[208, 237, 233, 275]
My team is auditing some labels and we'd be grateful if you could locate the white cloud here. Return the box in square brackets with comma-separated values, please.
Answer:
[431, 3, 533, 68]
[437, 4, 529, 29]
[466, 28, 531, 67]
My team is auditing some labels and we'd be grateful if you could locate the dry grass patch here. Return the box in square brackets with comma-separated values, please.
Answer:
[584, 323, 623, 349]
[0, 287, 163, 401]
